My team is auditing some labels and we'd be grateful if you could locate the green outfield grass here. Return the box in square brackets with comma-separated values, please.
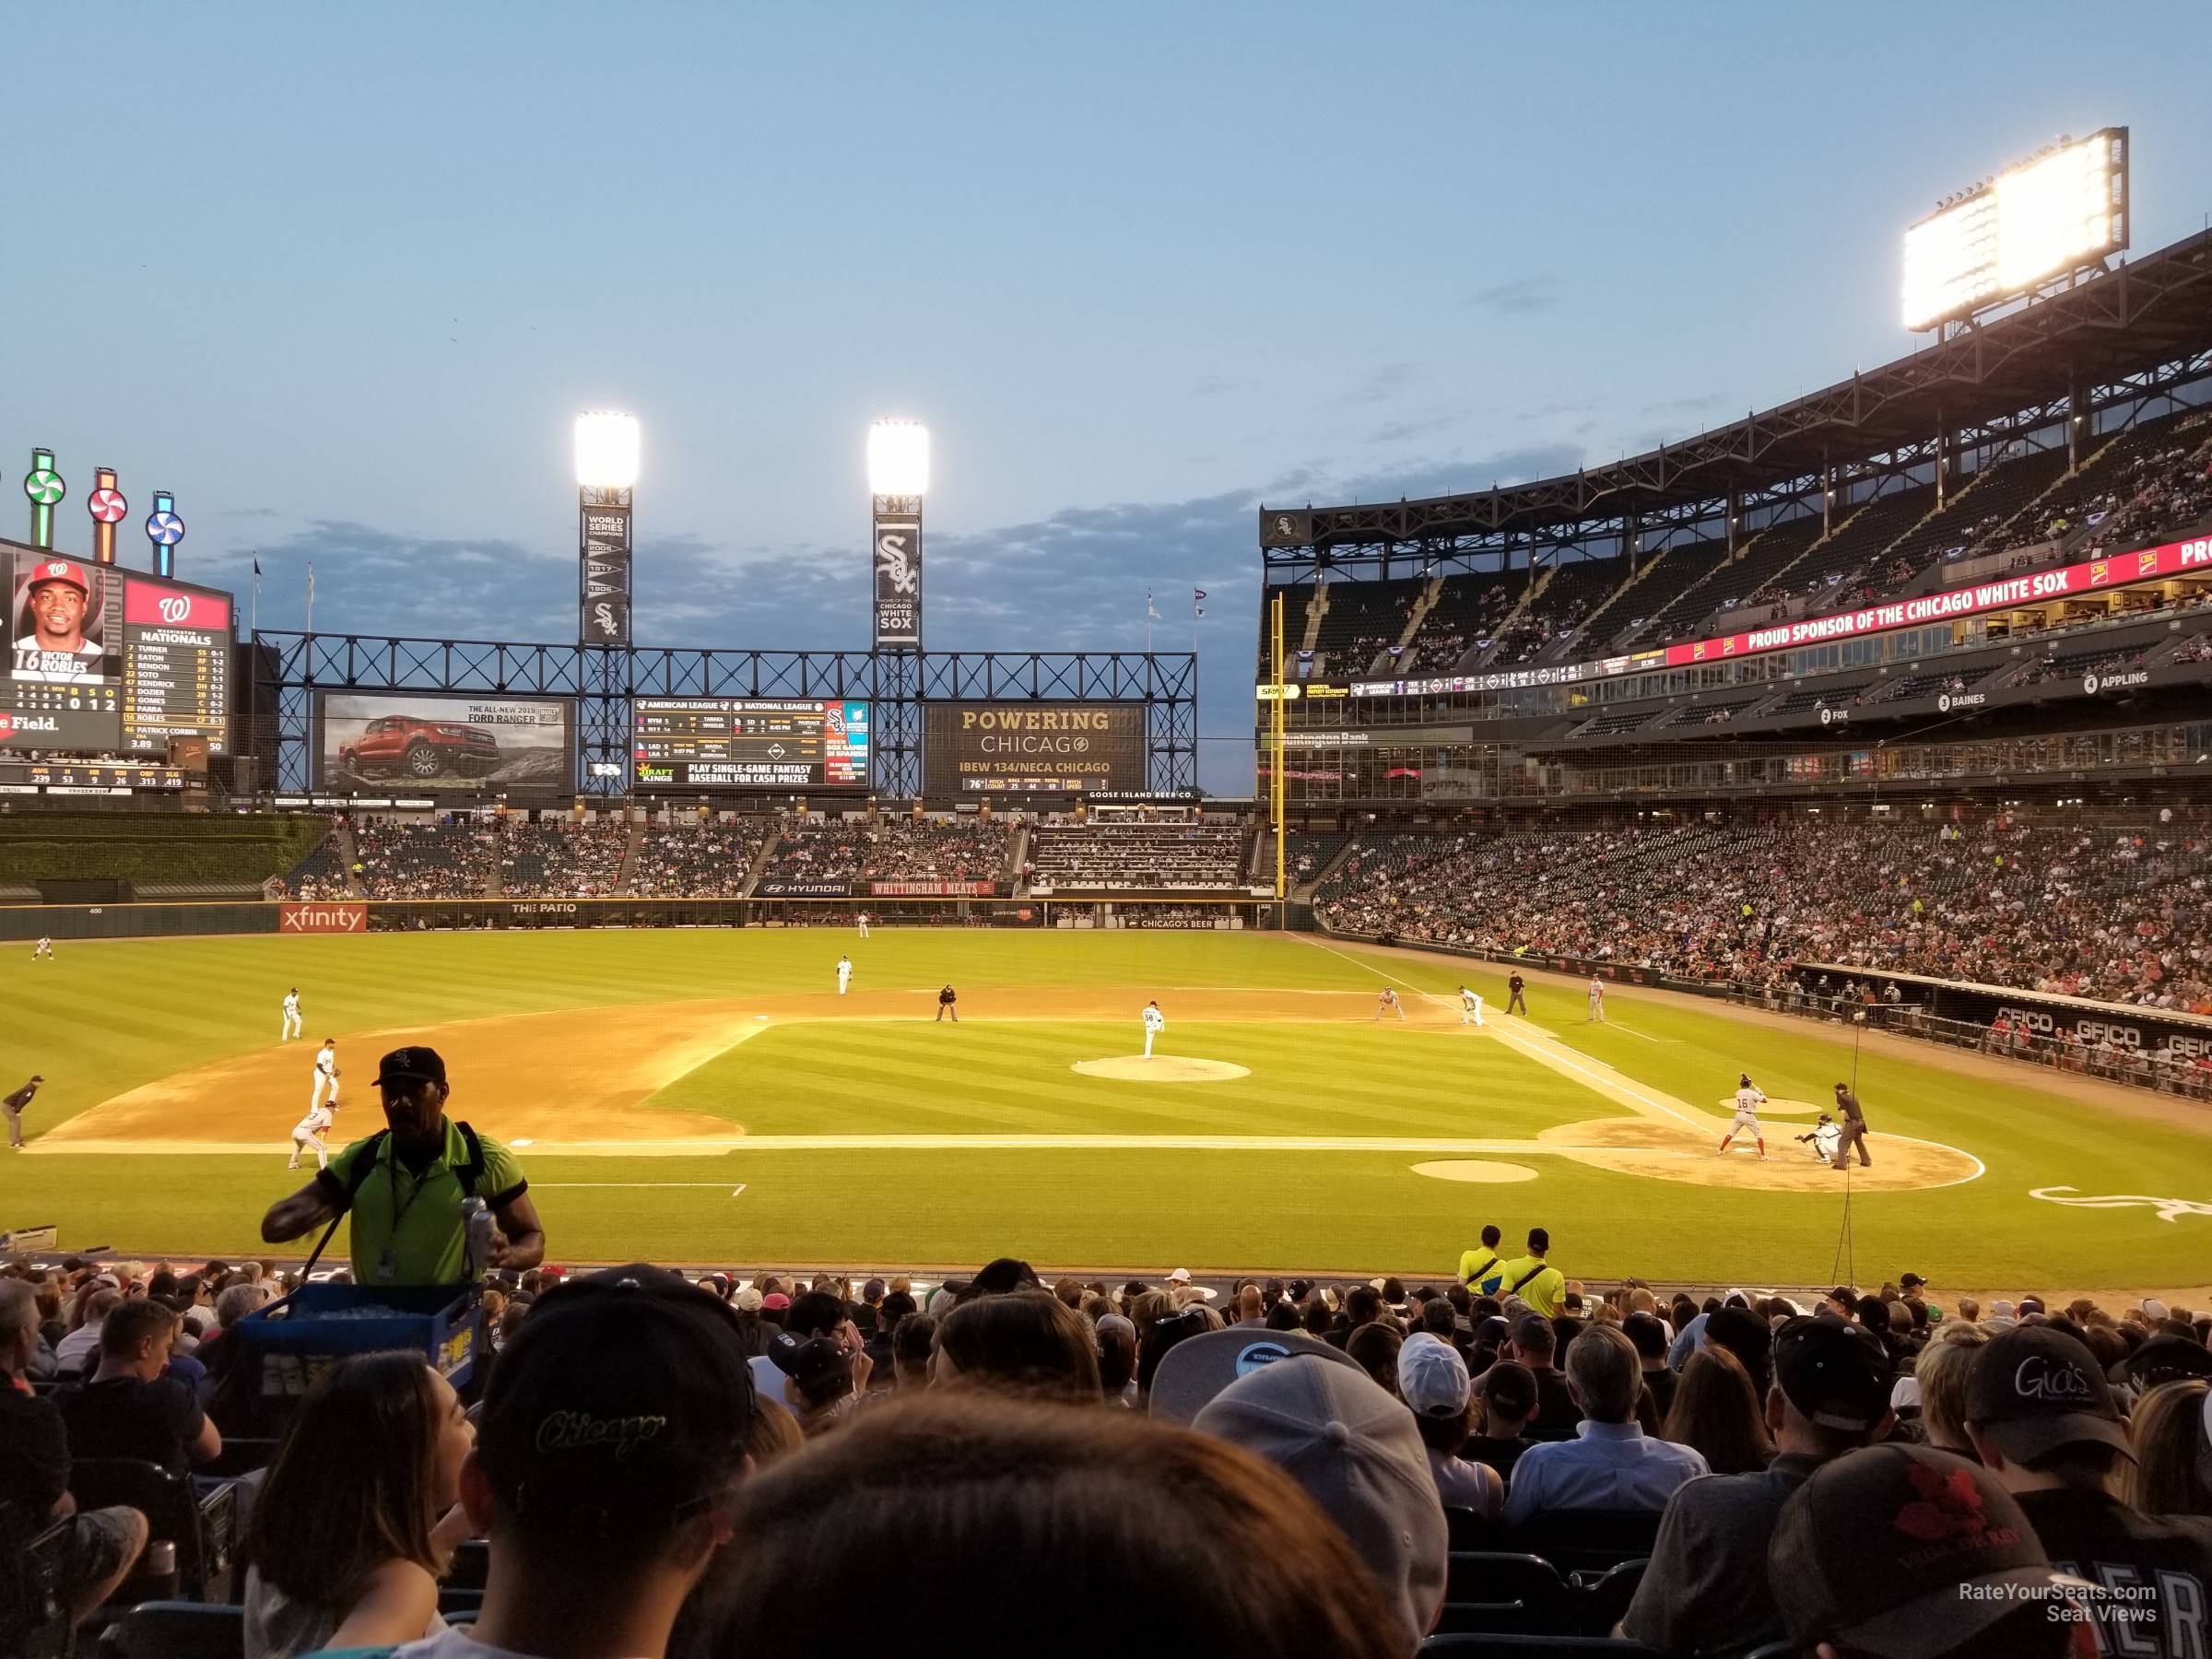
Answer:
[4, 927, 2209, 1288]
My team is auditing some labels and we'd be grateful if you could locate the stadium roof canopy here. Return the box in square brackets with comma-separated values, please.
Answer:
[1260, 228, 2212, 556]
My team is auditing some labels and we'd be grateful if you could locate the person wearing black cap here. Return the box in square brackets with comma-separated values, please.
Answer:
[1767, 1444, 2093, 1658]
[1830, 1081, 1872, 1169]
[1618, 1316, 1895, 1654]
[430, 1264, 756, 1659]
[1964, 1324, 2212, 1652]
[260, 1045, 545, 1287]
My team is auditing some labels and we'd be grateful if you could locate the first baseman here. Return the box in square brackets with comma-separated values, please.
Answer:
[1459, 985, 1485, 1027]
[1586, 976, 1606, 1022]
[288, 1097, 337, 1171]
[1141, 999, 1166, 1058]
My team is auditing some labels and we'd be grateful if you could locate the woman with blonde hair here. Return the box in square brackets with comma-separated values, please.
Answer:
[2125, 1380, 2212, 1519]
[1661, 1344, 1773, 1474]
[1912, 1319, 1991, 1459]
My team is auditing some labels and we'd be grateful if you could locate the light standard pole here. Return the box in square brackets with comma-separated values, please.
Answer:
[574, 412, 641, 798]
[867, 420, 929, 798]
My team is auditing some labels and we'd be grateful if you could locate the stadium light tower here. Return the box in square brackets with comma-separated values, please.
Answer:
[868, 419, 928, 651]
[574, 411, 638, 646]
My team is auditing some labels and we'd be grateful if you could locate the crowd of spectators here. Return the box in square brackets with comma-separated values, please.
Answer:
[628, 820, 771, 898]
[1027, 821, 1248, 888]
[9, 1242, 2210, 1657]
[350, 819, 495, 900]
[493, 818, 627, 898]
[283, 837, 351, 901]
[1317, 815, 2212, 1008]
[758, 815, 1011, 887]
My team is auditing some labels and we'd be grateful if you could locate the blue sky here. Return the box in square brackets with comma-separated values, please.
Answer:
[5, 6, 2208, 791]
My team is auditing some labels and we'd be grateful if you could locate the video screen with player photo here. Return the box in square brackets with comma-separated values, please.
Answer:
[10, 552, 123, 685]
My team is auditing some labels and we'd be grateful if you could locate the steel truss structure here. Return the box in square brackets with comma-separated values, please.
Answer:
[1259, 227, 2212, 579]
[253, 635, 1198, 797]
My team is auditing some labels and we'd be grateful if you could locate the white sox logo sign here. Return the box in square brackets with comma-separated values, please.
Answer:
[873, 511, 922, 649]
[2030, 1186, 2212, 1223]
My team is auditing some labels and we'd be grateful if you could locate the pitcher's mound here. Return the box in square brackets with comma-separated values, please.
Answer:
[1071, 1056, 1251, 1083]
[1411, 1159, 1540, 1184]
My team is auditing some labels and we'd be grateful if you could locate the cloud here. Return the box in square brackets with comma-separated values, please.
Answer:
[1189, 373, 1241, 397]
[1332, 360, 1421, 407]
[1465, 274, 1563, 315]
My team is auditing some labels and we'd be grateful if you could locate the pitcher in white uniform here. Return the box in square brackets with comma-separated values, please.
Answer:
[1718, 1072, 1768, 1159]
[310, 1039, 340, 1112]
[836, 955, 853, 995]
[1459, 985, 1485, 1027]
[281, 988, 302, 1043]
[1141, 1000, 1166, 1058]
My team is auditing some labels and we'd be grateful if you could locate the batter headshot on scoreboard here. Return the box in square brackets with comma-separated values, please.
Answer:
[10, 555, 121, 685]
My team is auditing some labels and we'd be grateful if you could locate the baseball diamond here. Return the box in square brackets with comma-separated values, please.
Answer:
[4, 925, 2207, 1300]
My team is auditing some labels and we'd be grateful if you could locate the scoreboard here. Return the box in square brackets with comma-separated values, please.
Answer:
[120, 580, 230, 752]
[1, 543, 232, 759]
[632, 698, 871, 789]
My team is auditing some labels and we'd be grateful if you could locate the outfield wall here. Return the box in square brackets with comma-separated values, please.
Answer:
[0, 894, 1287, 942]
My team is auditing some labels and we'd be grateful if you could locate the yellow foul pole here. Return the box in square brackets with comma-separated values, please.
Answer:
[1271, 592, 1286, 904]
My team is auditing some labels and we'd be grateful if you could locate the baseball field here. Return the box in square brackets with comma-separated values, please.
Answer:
[3, 925, 2208, 1297]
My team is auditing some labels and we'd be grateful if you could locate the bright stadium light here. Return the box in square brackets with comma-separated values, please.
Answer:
[867, 418, 931, 498]
[574, 410, 641, 490]
[1902, 129, 2126, 332]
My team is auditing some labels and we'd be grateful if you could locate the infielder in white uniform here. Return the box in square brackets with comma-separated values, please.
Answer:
[281, 987, 302, 1042]
[836, 955, 853, 995]
[288, 1099, 336, 1171]
[1586, 977, 1606, 1022]
[309, 1039, 340, 1112]
[32, 936, 53, 961]
[1141, 1000, 1166, 1058]
[1459, 985, 1485, 1027]
[1375, 987, 1406, 1022]
[1718, 1072, 1768, 1159]
[856, 911, 871, 939]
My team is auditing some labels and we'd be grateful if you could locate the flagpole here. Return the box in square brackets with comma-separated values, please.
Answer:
[306, 563, 314, 636]
[1146, 590, 1153, 657]
[251, 557, 260, 641]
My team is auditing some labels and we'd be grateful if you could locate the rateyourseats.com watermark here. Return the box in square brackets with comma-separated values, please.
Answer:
[1960, 1582, 2156, 1623]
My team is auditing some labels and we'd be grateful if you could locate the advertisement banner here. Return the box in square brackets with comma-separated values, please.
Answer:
[756, 881, 851, 898]
[580, 502, 631, 646]
[868, 879, 996, 897]
[924, 702, 1146, 794]
[320, 692, 572, 791]
[872, 508, 922, 649]
[279, 902, 368, 935]
[1348, 530, 2212, 698]
[631, 699, 870, 789]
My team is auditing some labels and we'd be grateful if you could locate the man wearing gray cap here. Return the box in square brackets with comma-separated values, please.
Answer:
[1193, 1353, 1448, 1649]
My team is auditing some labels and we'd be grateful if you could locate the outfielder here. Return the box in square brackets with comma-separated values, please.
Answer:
[32, 936, 53, 961]
[1506, 971, 1527, 1017]
[1459, 985, 1485, 1027]
[288, 1097, 337, 1171]
[1718, 1073, 1768, 1159]
[836, 955, 853, 995]
[1586, 976, 1606, 1023]
[1375, 986, 1406, 1022]
[857, 911, 871, 939]
[1141, 999, 1166, 1058]
[281, 987, 302, 1042]
[310, 1038, 340, 1112]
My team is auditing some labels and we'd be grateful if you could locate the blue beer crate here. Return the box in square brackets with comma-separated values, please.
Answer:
[233, 1283, 481, 1428]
